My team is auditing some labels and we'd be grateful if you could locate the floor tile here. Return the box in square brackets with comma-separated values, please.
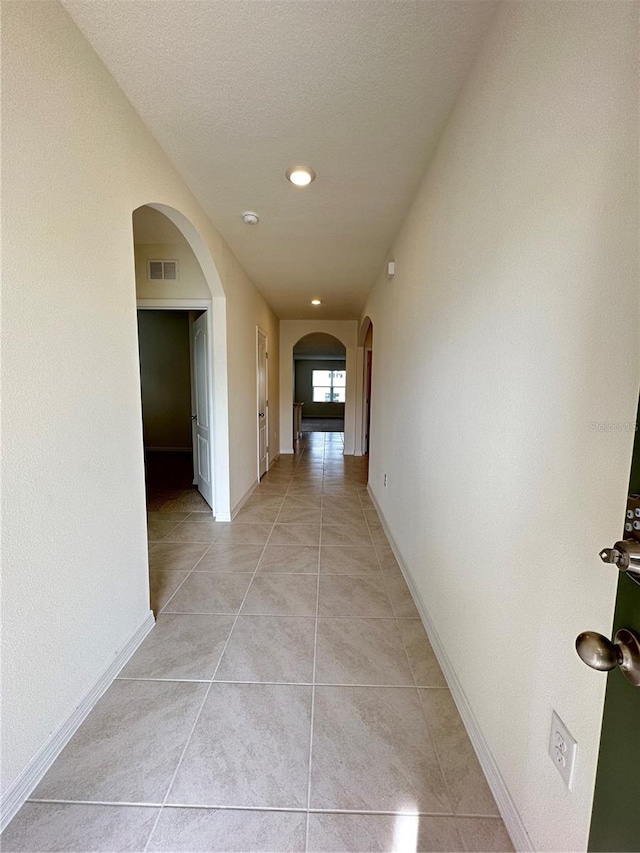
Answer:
[268, 524, 321, 545]
[419, 689, 500, 816]
[396, 619, 447, 687]
[33, 681, 207, 803]
[243, 493, 285, 509]
[307, 812, 465, 852]
[163, 573, 251, 614]
[148, 807, 306, 852]
[185, 512, 215, 522]
[149, 570, 189, 614]
[315, 618, 415, 685]
[215, 616, 315, 683]
[374, 545, 400, 570]
[192, 543, 264, 573]
[384, 572, 420, 618]
[456, 817, 514, 852]
[167, 684, 311, 807]
[0, 803, 159, 853]
[320, 545, 380, 574]
[364, 508, 382, 527]
[277, 505, 322, 524]
[242, 574, 318, 616]
[369, 526, 390, 546]
[211, 523, 272, 545]
[163, 521, 219, 544]
[148, 511, 192, 523]
[147, 519, 180, 542]
[311, 686, 451, 812]
[258, 544, 319, 573]
[233, 504, 280, 523]
[119, 614, 235, 680]
[321, 505, 366, 525]
[149, 542, 209, 573]
[252, 484, 288, 496]
[318, 575, 393, 617]
[281, 495, 322, 510]
[287, 484, 323, 495]
[321, 524, 373, 546]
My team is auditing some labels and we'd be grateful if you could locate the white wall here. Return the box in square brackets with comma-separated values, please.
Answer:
[363, 3, 638, 851]
[280, 320, 358, 454]
[2, 0, 279, 805]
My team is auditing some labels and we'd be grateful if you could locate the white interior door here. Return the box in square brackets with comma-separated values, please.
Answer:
[192, 312, 213, 508]
[257, 330, 268, 478]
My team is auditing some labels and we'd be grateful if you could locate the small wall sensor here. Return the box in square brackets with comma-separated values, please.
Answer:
[242, 211, 260, 225]
[387, 260, 396, 277]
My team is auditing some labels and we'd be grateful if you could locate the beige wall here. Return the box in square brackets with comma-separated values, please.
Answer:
[134, 243, 210, 300]
[2, 0, 278, 806]
[363, 2, 638, 851]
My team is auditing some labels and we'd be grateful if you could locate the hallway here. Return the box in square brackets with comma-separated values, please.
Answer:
[2, 434, 512, 852]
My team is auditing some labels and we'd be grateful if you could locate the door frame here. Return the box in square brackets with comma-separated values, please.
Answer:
[256, 326, 269, 478]
[137, 298, 220, 516]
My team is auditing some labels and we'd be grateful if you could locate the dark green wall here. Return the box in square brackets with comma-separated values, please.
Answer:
[294, 359, 345, 418]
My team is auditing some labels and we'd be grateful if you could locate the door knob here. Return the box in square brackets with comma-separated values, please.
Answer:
[575, 629, 640, 686]
[600, 540, 640, 571]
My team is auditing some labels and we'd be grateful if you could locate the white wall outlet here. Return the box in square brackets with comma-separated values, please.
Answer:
[549, 711, 577, 788]
[383, 473, 388, 487]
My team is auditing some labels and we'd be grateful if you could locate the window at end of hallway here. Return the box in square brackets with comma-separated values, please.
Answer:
[312, 369, 346, 403]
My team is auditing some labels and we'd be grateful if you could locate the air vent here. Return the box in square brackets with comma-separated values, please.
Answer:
[147, 260, 179, 281]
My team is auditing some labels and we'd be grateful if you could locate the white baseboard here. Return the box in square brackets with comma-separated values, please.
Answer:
[231, 479, 259, 519]
[0, 610, 155, 832]
[367, 486, 533, 853]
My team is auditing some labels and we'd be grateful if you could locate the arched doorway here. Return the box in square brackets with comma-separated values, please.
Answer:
[132, 204, 231, 521]
[293, 333, 347, 435]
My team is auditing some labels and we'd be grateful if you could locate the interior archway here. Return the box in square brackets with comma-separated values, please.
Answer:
[132, 204, 231, 523]
[293, 333, 347, 434]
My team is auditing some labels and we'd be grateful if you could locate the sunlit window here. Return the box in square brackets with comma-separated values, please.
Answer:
[312, 369, 346, 403]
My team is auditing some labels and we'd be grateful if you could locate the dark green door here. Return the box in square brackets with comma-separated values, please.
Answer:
[588, 402, 640, 852]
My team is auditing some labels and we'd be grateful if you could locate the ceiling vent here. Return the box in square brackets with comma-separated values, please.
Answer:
[148, 260, 179, 281]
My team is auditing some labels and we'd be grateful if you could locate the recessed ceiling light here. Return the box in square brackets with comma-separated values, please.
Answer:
[286, 166, 316, 187]
[311, 299, 322, 306]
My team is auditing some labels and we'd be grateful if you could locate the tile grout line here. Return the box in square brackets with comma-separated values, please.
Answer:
[304, 437, 323, 853]
[24, 796, 508, 821]
[141, 487, 285, 853]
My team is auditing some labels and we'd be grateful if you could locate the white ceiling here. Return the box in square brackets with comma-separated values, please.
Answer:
[63, 0, 497, 320]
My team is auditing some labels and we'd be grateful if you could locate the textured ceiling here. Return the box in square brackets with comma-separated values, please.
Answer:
[63, 0, 497, 320]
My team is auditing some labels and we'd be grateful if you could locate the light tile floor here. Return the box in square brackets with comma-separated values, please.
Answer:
[2, 433, 514, 853]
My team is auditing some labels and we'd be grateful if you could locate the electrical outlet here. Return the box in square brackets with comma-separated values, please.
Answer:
[383, 474, 387, 487]
[549, 711, 577, 788]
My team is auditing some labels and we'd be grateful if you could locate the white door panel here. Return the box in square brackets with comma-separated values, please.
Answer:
[257, 330, 268, 479]
[192, 313, 213, 507]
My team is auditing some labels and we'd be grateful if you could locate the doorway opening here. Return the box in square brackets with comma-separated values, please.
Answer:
[359, 318, 374, 455]
[138, 308, 213, 513]
[293, 333, 347, 435]
[257, 328, 269, 479]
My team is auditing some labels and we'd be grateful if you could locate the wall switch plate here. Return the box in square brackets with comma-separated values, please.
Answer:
[549, 710, 577, 788]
